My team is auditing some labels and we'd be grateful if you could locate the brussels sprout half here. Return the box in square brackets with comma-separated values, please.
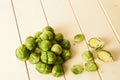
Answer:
[82, 50, 94, 61]
[16, 44, 30, 61]
[74, 34, 85, 43]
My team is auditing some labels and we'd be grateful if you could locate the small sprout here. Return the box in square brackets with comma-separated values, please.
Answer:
[38, 40, 52, 51]
[60, 39, 71, 50]
[40, 31, 54, 40]
[54, 56, 64, 65]
[51, 44, 62, 55]
[36, 62, 52, 74]
[34, 47, 41, 54]
[29, 52, 40, 64]
[88, 37, 104, 50]
[55, 33, 63, 43]
[82, 50, 94, 61]
[43, 26, 54, 32]
[16, 44, 30, 61]
[52, 65, 63, 77]
[25, 36, 36, 51]
[62, 49, 71, 61]
[97, 50, 114, 62]
[71, 65, 83, 74]
[41, 51, 57, 64]
[74, 34, 85, 42]
[34, 31, 42, 39]
[85, 61, 98, 72]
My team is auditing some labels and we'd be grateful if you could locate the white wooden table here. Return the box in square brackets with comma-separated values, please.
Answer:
[0, 0, 120, 80]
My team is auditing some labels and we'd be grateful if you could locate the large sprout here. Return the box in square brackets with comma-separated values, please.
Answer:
[25, 36, 36, 51]
[36, 62, 52, 74]
[16, 44, 30, 61]
[52, 65, 63, 77]
[41, 51, 57, 64]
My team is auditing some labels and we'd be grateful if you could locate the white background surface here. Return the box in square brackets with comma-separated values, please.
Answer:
[0, 0, 120, 80]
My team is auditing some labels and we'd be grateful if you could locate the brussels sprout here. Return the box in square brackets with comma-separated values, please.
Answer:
[74, 34, 85, 42]
[71, 65, 83, 74]
[51, 40, 57, 45]
[60, 39, 71, 50]
[34, 31, 42, 39]
[34, 47, 41, 54]
[29, 52, 40, 64]
[52, 65, 63, 77]
[35, 38, 42, 43]
[85, 61, 98, 72]
[43, 26, 54, 32]
[40, 31, 54, 40]
[54, 56, 64, 64]
[62, 49, 71, 61]
[25, 36, 36, 51]
[41, 51, 56, 64]
[88, 37, 104, 50]
[55, 33, 63, 43]
[51, 44, 62, 55]
[82, 50, 93, 61]
[36, 62, 52, 74]
[97, 50, 113, 62]
[38, 40, 52, 51]
[16, 44, 30, 61]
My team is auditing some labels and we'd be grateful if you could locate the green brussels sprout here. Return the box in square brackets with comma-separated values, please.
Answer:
[43, 26, 54, 32]
[51, 40, 57, 45]
[62, 49, 71, 61]
[88, 37, 104, 50]
[29, 52, 40, 64]
[34, 47, 41, 54]
[40, 31, 53, 40]
[52, 65, 63, 77]
[71, 65, 83, 74]
[51, 44, 62, 55]
[60, 39, 71, 50]
[85, 61, 98, 72]
[97, 50, 113, 62]
[35, 38, 42, 43]
[34, 31, 42, 39]
[16, 44, 30, 61]
[74, 34, 85, 42]
[55, 33, 63, 43]
[54, 56, 64, 64]
[38, 40, 52, 51]
[36, 62, 52, 74]
[25, 36, 36, 50]
[82, 50, 94, 61]
[41, 51, 57, 64]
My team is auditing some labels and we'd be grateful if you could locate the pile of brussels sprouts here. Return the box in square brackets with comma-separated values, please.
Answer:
[16, 26, 71, 77]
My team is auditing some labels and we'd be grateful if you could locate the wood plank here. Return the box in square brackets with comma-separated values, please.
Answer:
[70, 0, 120, 80]
[12, 0, 65, 80]
[0, 0, 29, 80]
[98, 0, 120, 41]
[41, 0, 102, 80]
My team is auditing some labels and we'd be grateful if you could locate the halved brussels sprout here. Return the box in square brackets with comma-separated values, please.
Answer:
[38, 40, 52, 51]
[74, 34, 85, 42]
[52, 65, 63, 77]
[25, 36, 36, 51]
[88, 37, 104, 50]
[82, 50, 93, 61]
[85, 61, 98, 72]
[71, 64, 83, 74]
[51, 44, 62, 55]
[60, 39, 71, 50]
[41, 51, 57, 64]
[40, 31, 53, 40]
[29, 52, 40, 64]
[62, 49, 71, 61]
[36, 62, 52, 74]
[55, 33, 63, 43]
[16, 44, 30, 61]
[97, 50, 113, 62]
